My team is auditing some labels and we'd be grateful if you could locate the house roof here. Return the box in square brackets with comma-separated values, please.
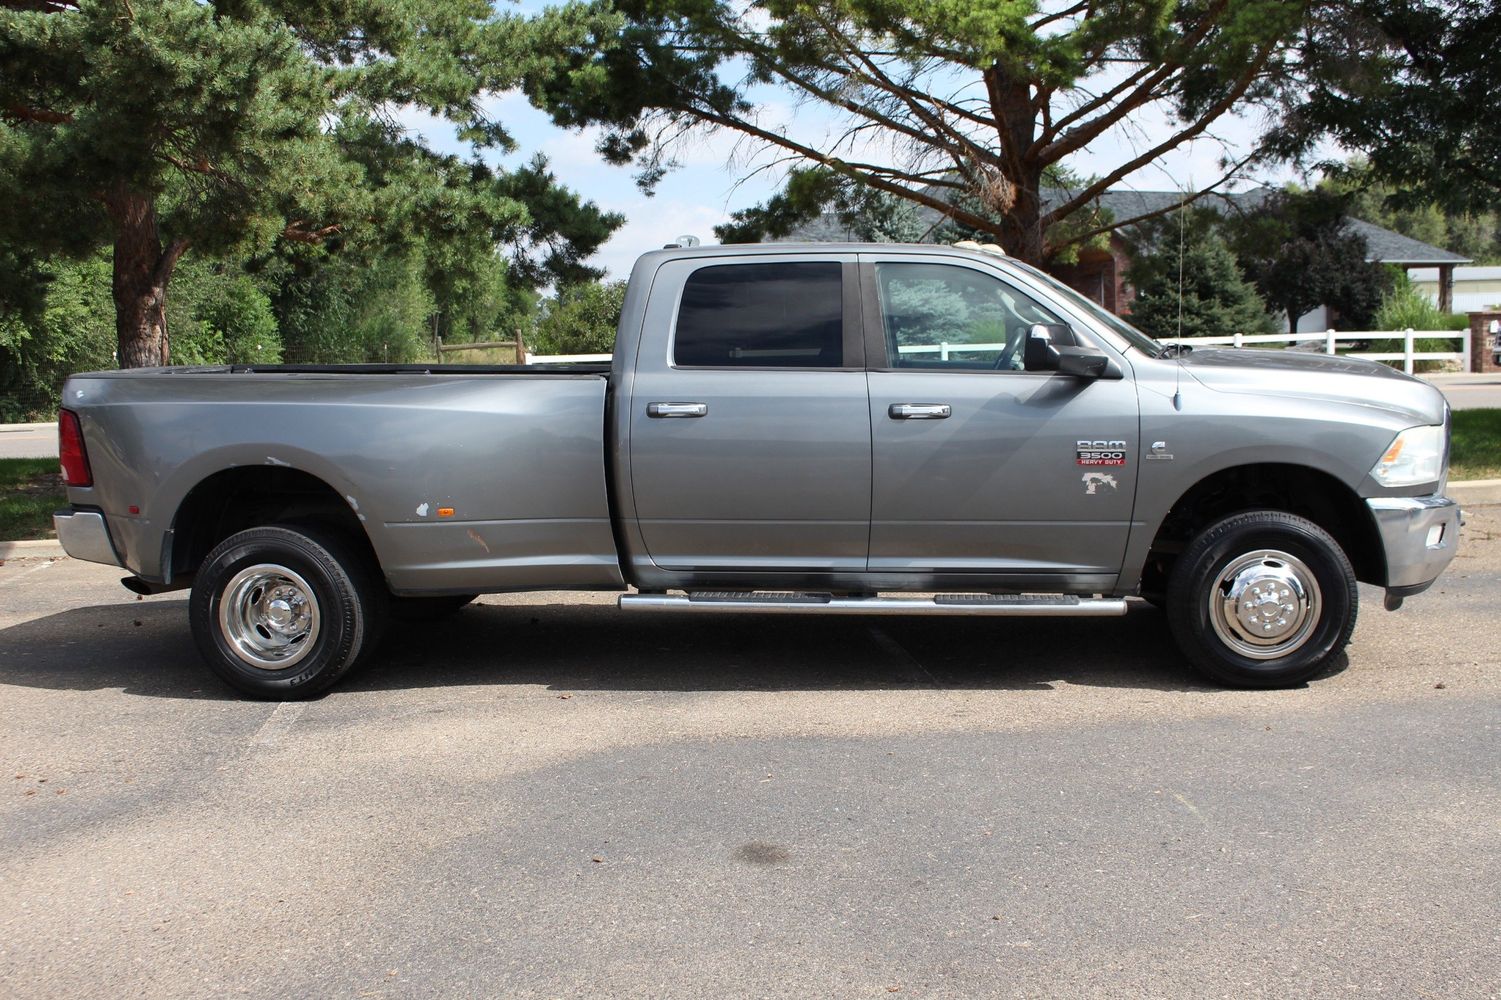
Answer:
[1048, 187, 1471, 265]
[1344, 219, 1472, 265]
[786, 186, 1472, 265]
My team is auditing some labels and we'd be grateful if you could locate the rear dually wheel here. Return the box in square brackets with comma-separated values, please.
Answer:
[190, 524, 385, 699]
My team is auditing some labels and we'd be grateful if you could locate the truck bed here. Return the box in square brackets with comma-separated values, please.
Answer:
[62, 365, 624, 593]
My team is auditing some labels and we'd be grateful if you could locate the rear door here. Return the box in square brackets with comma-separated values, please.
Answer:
[627, 253, 872, 572]
[861, 254, 1139, 588]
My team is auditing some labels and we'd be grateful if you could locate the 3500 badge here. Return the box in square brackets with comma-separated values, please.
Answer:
[1076, 439, 1128, 467]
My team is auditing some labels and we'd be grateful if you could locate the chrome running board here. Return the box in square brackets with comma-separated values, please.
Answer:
[618, 592, 1128, 617]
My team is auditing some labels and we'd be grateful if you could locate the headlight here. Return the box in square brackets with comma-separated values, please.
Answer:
[1370, 424, 1446, 487]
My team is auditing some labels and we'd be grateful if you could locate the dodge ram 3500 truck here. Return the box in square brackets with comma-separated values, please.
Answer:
[52, 243, 1461, 698]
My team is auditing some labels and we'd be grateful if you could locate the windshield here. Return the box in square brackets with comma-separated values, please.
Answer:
[1004, 259, 1164, 356]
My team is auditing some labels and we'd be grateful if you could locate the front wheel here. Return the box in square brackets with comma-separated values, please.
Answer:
[190, 525, 385, 699]
[1166, 511, 1357, 688]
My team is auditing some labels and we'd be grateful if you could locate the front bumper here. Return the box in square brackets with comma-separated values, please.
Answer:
[1366, 495, 1461, 598]
[53, 509, 122, 568]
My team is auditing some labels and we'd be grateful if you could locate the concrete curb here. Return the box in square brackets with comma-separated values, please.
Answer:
[1450, 479, 1501, 506]
[0, 422, 56, 433]
[0, 538, 66, 560]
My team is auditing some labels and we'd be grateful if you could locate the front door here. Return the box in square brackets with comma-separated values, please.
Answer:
[628, 255, 872, 573]
[862, 256, 1139, 587]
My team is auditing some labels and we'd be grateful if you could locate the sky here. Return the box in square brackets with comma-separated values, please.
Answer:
[400, 50, 1316, 281]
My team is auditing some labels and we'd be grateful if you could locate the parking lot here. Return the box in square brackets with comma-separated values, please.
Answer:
[2, 508, 1498, 998]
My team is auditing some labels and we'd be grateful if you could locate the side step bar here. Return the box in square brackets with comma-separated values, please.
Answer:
[619, 591, 1128, 617]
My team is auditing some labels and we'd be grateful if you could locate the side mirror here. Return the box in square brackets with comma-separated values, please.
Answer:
[1026, 323, 1116, 379]
[1023, 324, 1069, 371]
[1056, 348, 1110, 379]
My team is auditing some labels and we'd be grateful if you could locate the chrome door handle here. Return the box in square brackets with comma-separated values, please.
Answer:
[888, 403, 951, 419]
[647, 402, 708, 418]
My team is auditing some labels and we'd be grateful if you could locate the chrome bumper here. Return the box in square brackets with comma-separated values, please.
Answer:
[53, 509, 121, 567]
[1366, 495, 1461, 596]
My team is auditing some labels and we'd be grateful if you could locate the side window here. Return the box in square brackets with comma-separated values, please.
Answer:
[875, 262, 1072, 371]
[674, 262, 843, 368]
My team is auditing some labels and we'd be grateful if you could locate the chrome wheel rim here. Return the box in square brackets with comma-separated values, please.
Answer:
[1208, 549, 1321, 660]
[218, 563, 321, 670]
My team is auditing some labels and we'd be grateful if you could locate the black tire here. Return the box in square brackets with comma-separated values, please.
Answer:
[189, 524, 386, 699]
[389, 593, 478, 622]
[1166, 510, 1357, 688]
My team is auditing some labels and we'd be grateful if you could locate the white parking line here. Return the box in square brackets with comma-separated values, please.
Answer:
[250, 702, 305, 747]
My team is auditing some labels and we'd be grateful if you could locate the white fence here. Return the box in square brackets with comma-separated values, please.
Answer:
[1157, 329, 1469, 375]
[523, 352, 612, 364]
[525, 329, 1471, 375]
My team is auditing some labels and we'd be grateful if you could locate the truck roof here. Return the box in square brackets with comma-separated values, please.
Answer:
[636, 242, 1011, 265]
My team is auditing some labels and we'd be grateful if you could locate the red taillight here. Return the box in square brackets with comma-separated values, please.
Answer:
[58, 408, 92, 487]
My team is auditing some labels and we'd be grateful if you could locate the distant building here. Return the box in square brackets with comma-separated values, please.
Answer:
[1409, 266, 1501, 314]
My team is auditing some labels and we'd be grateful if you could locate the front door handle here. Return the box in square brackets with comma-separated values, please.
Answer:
[888, 403, 951, 420]
[647, 402, 708, 418]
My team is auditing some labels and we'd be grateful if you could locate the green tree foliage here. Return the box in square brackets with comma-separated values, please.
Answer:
[0, 0, 620, 366]
[527, 0, 1338, 265]
[0, 254, 116, 420]
[716, 168, 926, 244]
[531, 281, 628, 356]
[1286, 1, 1501, 215]
[1324, 161, 1501, 266]
[1125, 214, 1276, 340]
[275, 251, 437, 364]
[1222, 190, 1390, 331]
[167, 264, 282, 366]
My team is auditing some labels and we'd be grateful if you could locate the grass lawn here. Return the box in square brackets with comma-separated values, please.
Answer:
[1451, 409, 1501, 482]
[0, 458, 63, 541]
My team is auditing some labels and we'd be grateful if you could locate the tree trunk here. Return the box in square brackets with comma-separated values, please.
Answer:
[986, 67, 1046, 265]
[105, 185, 188, 368]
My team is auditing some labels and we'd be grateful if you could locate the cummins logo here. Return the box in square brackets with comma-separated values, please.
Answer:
[1076, 439, 1128, 467]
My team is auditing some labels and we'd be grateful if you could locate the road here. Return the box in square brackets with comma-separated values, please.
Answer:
[2, 509, 1498, 998]
[0, 424, 56, 459]
[1431, 374, 1501, 411]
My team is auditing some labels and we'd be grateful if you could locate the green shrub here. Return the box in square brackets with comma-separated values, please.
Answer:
[1369, 271, 1462, 372]
[531, 281, 626, 356]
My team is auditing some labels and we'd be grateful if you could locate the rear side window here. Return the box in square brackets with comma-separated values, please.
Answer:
[674, 262, 843, 367]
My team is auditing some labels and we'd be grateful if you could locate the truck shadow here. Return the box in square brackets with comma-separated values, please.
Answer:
[0, 597, 1348, 700]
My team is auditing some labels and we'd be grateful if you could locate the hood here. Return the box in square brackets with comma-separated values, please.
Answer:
[1178, 348, 1448, 426]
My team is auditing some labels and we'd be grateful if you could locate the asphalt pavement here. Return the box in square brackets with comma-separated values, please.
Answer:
[0, 424, 56, 460]
[1, 509, 1498, 998]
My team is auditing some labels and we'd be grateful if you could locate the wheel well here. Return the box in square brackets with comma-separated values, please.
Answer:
[1141, 464, 1385, 597]
[167, 467, 377, 583]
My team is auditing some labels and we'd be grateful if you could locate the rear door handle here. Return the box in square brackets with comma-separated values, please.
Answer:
[888, 403, 951, 419]
[647, 402, 708, 418]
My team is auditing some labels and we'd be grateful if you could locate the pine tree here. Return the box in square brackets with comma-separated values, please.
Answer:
[0, 0, 617, 366]
[1127, 224, 1276, 341]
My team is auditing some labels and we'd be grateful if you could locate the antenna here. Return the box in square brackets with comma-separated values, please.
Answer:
[1172, 188, 1187, 412]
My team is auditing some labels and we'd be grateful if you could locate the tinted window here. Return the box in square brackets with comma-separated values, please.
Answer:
[674, 262, 843, 368]
[876, 262, 1069, 371]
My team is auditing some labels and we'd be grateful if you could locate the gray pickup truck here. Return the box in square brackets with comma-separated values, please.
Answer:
[53, 243, 1460, 698]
